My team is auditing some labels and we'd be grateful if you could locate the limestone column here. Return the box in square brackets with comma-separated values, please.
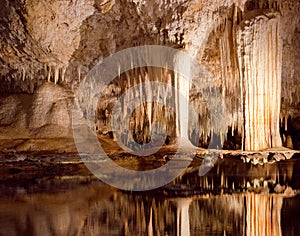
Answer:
[174, 53, 191, 142]
[236, 11, 283, 150]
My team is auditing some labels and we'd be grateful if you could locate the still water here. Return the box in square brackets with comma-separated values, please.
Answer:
[0, 156, 299, 236]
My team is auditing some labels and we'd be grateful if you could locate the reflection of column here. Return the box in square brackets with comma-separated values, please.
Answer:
[175, 198, 192, 236]
[147, 206, 153, 236]
[245, 194, 283, 236]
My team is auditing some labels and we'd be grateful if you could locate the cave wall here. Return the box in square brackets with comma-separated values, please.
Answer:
[0, 0, 299, 151]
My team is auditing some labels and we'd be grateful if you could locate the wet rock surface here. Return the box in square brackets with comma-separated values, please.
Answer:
[0, 153, 299, 235]
[0, 149, 299, 194]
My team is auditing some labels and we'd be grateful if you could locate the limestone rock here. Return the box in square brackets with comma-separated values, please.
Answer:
[0, 0, 299, 152]
[283, 186, 295, 197]
[0, 95, 22, 126]
[29, 82, 73, 137]
[0, 95, 28, 139]
[274, 184, 285, 193]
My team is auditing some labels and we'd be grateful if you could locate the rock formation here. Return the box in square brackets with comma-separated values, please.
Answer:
[0, 0, 299, 152]
[236, 10, 283, 150]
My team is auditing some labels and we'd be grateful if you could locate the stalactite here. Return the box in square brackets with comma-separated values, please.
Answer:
[236, 10, 282, 150]
[174, 72, 180, 138]
[118, 63, 121, 79]
[47, 66, 52, 82]
[22, 67, 25, 81]
[218, 5, 245, 147]
[61, 66, 66, 82]
[78, 65, 82, 82]
[54, 66, 59, 84]
[95, 5, 287, 151]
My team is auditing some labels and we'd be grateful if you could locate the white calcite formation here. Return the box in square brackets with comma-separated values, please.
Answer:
[236, 10, 282, 150]
[0, 0, 299, 152]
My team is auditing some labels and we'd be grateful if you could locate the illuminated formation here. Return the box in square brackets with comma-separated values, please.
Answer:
[0, 0, 299, 152]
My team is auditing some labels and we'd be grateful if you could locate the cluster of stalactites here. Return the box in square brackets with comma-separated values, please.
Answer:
[218, 3, 284, 150]
[218, 5, 244, 143]
[96, 67, 178, 145]
[1, 63, 72, 94]
[95, 62, 230, 147]
[13, 63, 70, 84]
[45, 64, 68, 85]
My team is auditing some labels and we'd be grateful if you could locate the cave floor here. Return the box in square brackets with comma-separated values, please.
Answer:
[0, 139, 299, 235]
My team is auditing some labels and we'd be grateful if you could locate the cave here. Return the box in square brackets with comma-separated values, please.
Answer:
[1, 0, 299, 152]
[0, 0, 299, 235]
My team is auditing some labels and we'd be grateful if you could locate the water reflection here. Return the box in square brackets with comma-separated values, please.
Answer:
[0, 157, 299, 235]
[0, 182, 298, 236]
